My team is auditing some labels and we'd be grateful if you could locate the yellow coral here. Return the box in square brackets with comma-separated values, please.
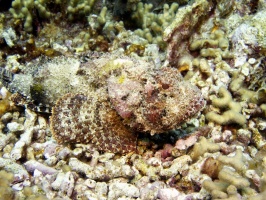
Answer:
[117, 74, 125, 84]
[0, 170, 14, 200]
[206, 87, 246, 126]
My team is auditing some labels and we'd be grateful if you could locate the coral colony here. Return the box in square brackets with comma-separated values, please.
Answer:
[0, 0, 266, 199]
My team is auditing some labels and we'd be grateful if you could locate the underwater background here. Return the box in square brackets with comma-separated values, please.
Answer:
[0, 0, 266, 199]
